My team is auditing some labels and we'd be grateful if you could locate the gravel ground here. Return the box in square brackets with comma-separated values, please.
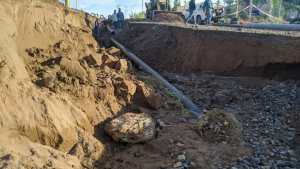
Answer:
[163, 72, 300, 169]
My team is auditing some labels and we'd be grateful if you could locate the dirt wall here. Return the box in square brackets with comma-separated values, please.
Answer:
[117, 23, 300, 77]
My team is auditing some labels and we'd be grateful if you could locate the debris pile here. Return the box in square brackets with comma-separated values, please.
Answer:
[195, 110, 242, 144]
[152, 12, 186, 24]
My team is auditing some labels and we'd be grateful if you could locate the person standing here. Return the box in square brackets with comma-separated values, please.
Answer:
[112, 10, 118, 29]
[117, 8, 125, 29]
[203, 0, 213, 24]
[188, 0, 196, 19]
[93, 18, 100, 38]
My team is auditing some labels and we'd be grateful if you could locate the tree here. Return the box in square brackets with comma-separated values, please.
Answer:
[129, 12, 145, 19]
[173, 0, 181, 10]
[224, 0, 236, 15]
[283, 0, 300, 18]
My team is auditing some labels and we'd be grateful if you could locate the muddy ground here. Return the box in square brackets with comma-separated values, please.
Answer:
[112, 22, 300, 169]
[0, 1, 255, 169]
[163, 72, 300, 169]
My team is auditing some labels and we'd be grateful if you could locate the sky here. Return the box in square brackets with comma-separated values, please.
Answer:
[60, 0, 224, 18]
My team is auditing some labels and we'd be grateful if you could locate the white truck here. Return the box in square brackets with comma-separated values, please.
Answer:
[184, 3, 224, 25]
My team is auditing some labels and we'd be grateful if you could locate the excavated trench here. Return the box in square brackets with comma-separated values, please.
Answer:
[114, 22, 300, 169]
[116, 22, 300, 80]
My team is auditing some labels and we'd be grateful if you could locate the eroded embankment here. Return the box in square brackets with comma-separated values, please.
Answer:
[117, 22, 300, 79]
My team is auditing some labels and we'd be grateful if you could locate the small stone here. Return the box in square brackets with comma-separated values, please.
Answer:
[136, 82, 162, 110]
[261, 166, 271, 169]
[176, 142, 184, 147]
[177, 154, 186, 161]
[107, 47, 121, 56]
[157, 119, 167, 128]
[115, 59, 128, 73]
[173, 162, 182, 168]
[60, 58, 87, 82]
[82, 54, 102, 66]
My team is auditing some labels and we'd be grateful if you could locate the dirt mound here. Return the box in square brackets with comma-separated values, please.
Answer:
[152, 12, 185, 24]
[195, 110, 242, 144]
[117, 23, 300, 78]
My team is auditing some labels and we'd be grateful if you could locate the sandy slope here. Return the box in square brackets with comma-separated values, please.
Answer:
[0, 0, 150, 168]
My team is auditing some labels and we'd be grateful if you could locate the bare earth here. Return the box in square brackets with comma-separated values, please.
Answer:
[0, 0, 252, 169]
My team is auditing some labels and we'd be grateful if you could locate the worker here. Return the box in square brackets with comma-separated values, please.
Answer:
[117, 8, 125, 29]
[112, 10, 118, 29]
[188, 0, 196, 19]
[203, 0, 213, 24]
[93, 18, 101, 38]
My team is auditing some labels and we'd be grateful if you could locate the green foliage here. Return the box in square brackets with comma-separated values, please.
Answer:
[223, 0, 300, 21]
[129, 12, 145, 19]
[173, 0, 180, 10]
[271, 0, 283, 17]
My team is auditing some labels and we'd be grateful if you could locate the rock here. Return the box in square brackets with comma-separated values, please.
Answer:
[53, 40, 69, 50]
[136, 82, 162, 110]
[190, 162, 196, 167]
[104, 112, 156, 143]
[107, 47, 121, 56]
[69, 132, 105, 169]
[113, 77, 137, 103]
[0, 58, 6, 68]
[60, 58, 87, 82]
[157, 119, 167, 128]
[177, 154, 186, 161]
[26, 47, 42, 57]
[87, 69, 97, 83]
[173, 162, 183, 168]
[176, 142, 185, 147]
[37, 71, 56, 89]
[212, 90, 234, 105]
[115, 59, 128, 73]
[102, 53, 119, 69]
[82, 54, 102, 66]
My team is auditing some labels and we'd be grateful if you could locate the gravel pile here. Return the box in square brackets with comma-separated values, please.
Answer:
[164, 73, 300, 169]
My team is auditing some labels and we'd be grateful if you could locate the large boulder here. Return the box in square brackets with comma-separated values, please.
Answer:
[104, 113, 156, 143]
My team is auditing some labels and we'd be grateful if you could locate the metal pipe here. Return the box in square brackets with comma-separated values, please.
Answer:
[110, 38, 203, 118]
[244, 23, 300, 31]
[107, 25, 115, 35]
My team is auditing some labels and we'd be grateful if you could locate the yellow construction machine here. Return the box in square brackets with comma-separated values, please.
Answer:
[146, 0, 183, 20]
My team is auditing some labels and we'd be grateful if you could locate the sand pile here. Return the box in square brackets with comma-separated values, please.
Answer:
[0, 0, 160, 168]
[152, 12, 186, 24]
